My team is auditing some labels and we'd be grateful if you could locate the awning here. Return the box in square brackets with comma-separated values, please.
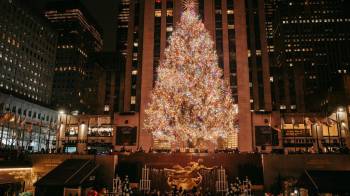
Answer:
[298, 170, 350, 194]
[34, 159, 98, 188]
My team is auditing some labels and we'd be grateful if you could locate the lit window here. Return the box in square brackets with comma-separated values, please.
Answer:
[166, 26, 173, 32]
[131, 96, 136, 104]
[155, 10, 161, 17]
[104, 105, 110, 112]
[167, 10, 173, 16]
[256, 50, 261, 56]
[132, 70, 138, 75]
[228, 25, 234, 29]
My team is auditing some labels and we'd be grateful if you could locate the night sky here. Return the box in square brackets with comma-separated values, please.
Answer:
[30, 0, 118, 52]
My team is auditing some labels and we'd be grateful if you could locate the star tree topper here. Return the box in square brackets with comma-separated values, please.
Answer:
[183, 0, 198, 12]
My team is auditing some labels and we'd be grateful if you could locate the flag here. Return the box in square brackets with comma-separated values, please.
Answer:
[16, 114, 21, 124]
[9, 113, 15, 122]
[304, 117, 313, 126]
[0, 112, 16, 123]
[314, 117, 321, 126]
[20, 117, 27, 129]
[27, 123, 33, 133]
[291, 117, 295, 125]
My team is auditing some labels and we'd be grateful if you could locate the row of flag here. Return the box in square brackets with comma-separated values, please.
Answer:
[280, 117, 339, 127]
[0, 111, 57, 131]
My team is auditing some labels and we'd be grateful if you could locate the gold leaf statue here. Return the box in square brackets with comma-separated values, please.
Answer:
[164, 159, 216, 190]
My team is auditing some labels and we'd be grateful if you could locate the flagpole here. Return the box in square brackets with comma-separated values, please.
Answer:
[38, 119, 42, 152]
[0, 116, 5, 148]
[65, 112, 69, 153]
[315, 120, 320, 153]
[15, 113, 20, 150]
[10, 113, 16, 149]
[5, 101, 13, 149]
[21, 122, 25, 150]
[5, 117, 10, 148]
[28, 123, 32, 152]
[86, 117, 90, 153]
[327, 119, 331, 152]
[47, 121, 51, 152]
[303, 116, 307, 152]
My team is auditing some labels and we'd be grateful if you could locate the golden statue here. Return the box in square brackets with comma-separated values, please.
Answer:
[164, 159, 216, 190]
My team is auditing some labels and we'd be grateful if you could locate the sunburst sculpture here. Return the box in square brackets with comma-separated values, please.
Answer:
[183, 0, 198, 12]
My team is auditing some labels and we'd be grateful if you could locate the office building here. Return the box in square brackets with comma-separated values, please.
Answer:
[271, 0, 350, 113]
[92, 52, 121, 115]
[0, 0, 57, 105]
[45, 0, 103, 114]
[115, 0, 274, 152]
[0, 92, 58, 152]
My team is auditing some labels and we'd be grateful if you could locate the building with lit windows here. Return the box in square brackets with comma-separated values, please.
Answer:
[0, 0, 57, 105]
[56, 113, 114, 154]
[0, 92, 58, 152]
[91, 52, 121, 115]
[44, 0, 104, 114]
[264, 0, 350, 153]
[270, 0, 350, 113]
[115, 0, 276, 152]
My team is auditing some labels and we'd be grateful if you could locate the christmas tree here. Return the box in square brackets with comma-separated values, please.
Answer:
[144, 0, 238, 147]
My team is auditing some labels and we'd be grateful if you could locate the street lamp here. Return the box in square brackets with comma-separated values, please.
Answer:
[314, 123, 320, 153]
[292, 118, 296, 153]
[336, 107, 344, 148]
[58, 110, 65, 115]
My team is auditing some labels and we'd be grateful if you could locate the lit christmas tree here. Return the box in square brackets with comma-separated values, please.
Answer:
[144, 0, 238, 147]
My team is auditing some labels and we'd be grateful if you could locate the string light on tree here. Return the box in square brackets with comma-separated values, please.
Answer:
[183, 0, 198, 12]
[144, 0, 238, 147]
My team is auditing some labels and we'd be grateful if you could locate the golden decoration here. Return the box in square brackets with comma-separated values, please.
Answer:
[183, 0, 198, 11]
[164, 159, 216, 190]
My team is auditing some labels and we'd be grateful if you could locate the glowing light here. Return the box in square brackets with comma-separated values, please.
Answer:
[337, 107, 344, 113]
[183, 0, 198, 12]
[0, 167, 32, 171]
[144, 7, 238, 147]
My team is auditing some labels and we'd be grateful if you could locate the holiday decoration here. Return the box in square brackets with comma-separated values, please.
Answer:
[144, 0, 238, 147]
[122, 175, 133, 195]
[164, 159, 216, 191]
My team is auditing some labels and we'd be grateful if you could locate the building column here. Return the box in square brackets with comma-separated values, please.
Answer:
[258, 0, 272, 111]
[235, 0, 253, 152]
[77, 122, 88, 154]
[139, 0, 156, 151]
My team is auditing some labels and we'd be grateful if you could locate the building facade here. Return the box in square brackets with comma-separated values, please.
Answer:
[92, 52, 121, 115]
[270, 0, 350, 113]
[45, 0, 103, 114]
[0, 92, 58, 152]
[0, 0, 57, 105]
[57, 114, 114, 154]
[115, 0, 274, 152]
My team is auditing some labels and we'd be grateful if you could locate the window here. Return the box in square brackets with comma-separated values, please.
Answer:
[104, 105, 110, 112]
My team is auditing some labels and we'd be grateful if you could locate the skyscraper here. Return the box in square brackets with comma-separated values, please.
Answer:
[91, 52, 121, 115]
[115, 0, 274, 152]
[0, 0, 57, 105]
[45, 0, 103, 114]
[271, 0, 350, 113]
[0, 0, 58, 152]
